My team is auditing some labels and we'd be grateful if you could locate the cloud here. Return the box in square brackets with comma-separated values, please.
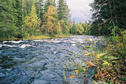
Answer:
[66, 0, 94, 22]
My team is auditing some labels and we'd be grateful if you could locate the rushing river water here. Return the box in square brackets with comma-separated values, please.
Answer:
[0, 35, 103, 84]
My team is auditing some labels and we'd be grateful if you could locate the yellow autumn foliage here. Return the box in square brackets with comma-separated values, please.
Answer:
[85, 38, 93, 42]
[95, 53, 106, 60]
[85, 52, 91, 56]
[54, 21, 62, 34]
[25, 4, 41, 29]
[75, 70, 79, 74]
[102, 60, 111, 66]
[42, 5, 61, 34]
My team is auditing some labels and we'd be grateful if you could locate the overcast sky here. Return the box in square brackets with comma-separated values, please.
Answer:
[66, 0, 94, 23]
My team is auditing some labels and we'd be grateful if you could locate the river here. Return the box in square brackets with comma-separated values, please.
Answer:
[0, 35, 103, 84]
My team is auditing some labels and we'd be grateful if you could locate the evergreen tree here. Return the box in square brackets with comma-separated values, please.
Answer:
[35, 0, 44, 20]
[0, 0, 23, 38]
[82, 22, 91, 34]
[35, 0, 45, 30]
[90, 0, 126, 35]
[15, 0, 23, 29]
[70, 23, 84, 35]
[57, 0, 69, 20]
[57, 0, 69, 34]
[22, 0, 33, 17]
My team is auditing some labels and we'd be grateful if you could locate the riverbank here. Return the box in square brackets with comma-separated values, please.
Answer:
[0, 34, 71, 41]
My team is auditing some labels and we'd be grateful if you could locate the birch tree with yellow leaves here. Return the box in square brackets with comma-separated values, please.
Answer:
[25, 4, 41, 29]
[42, 5, 61, 34]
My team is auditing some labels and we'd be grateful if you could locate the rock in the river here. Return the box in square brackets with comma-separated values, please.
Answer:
[20, 44, 32, 48]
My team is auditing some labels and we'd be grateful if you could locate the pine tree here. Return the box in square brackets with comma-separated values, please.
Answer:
[22, 0, 33, 17]
[90, 0, 126, 35]
[0, 0, 23, 38]
[57, 0, 70, 34]
[70, 23, 84, 35]
[82, 22, 91, 34]
[57, 0, 69, 20]
[15, 0, 23, 29]
[35, 0, 44, 19]
[25, 4, 41, 29]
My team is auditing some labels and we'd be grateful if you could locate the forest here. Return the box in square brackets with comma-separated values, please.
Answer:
[0, 0, 91, 41]
[0, 0, 126, 84]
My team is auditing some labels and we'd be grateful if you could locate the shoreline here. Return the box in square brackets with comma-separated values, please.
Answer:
[0, 34, 71, 41]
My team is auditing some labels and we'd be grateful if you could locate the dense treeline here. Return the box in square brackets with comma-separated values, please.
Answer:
[0, 0, 91, 40]
[0, 0, 23, 38]
[70, 22, 91, 35]
[90, 0, 126, 36]
[89, 0, 126, 83]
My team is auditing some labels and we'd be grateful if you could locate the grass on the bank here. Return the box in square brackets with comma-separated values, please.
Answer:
[53, 34, 71, 38]
[0, 34, 71, 41]
[22, 35, 51, 40]
[23, 34, 71, 40]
